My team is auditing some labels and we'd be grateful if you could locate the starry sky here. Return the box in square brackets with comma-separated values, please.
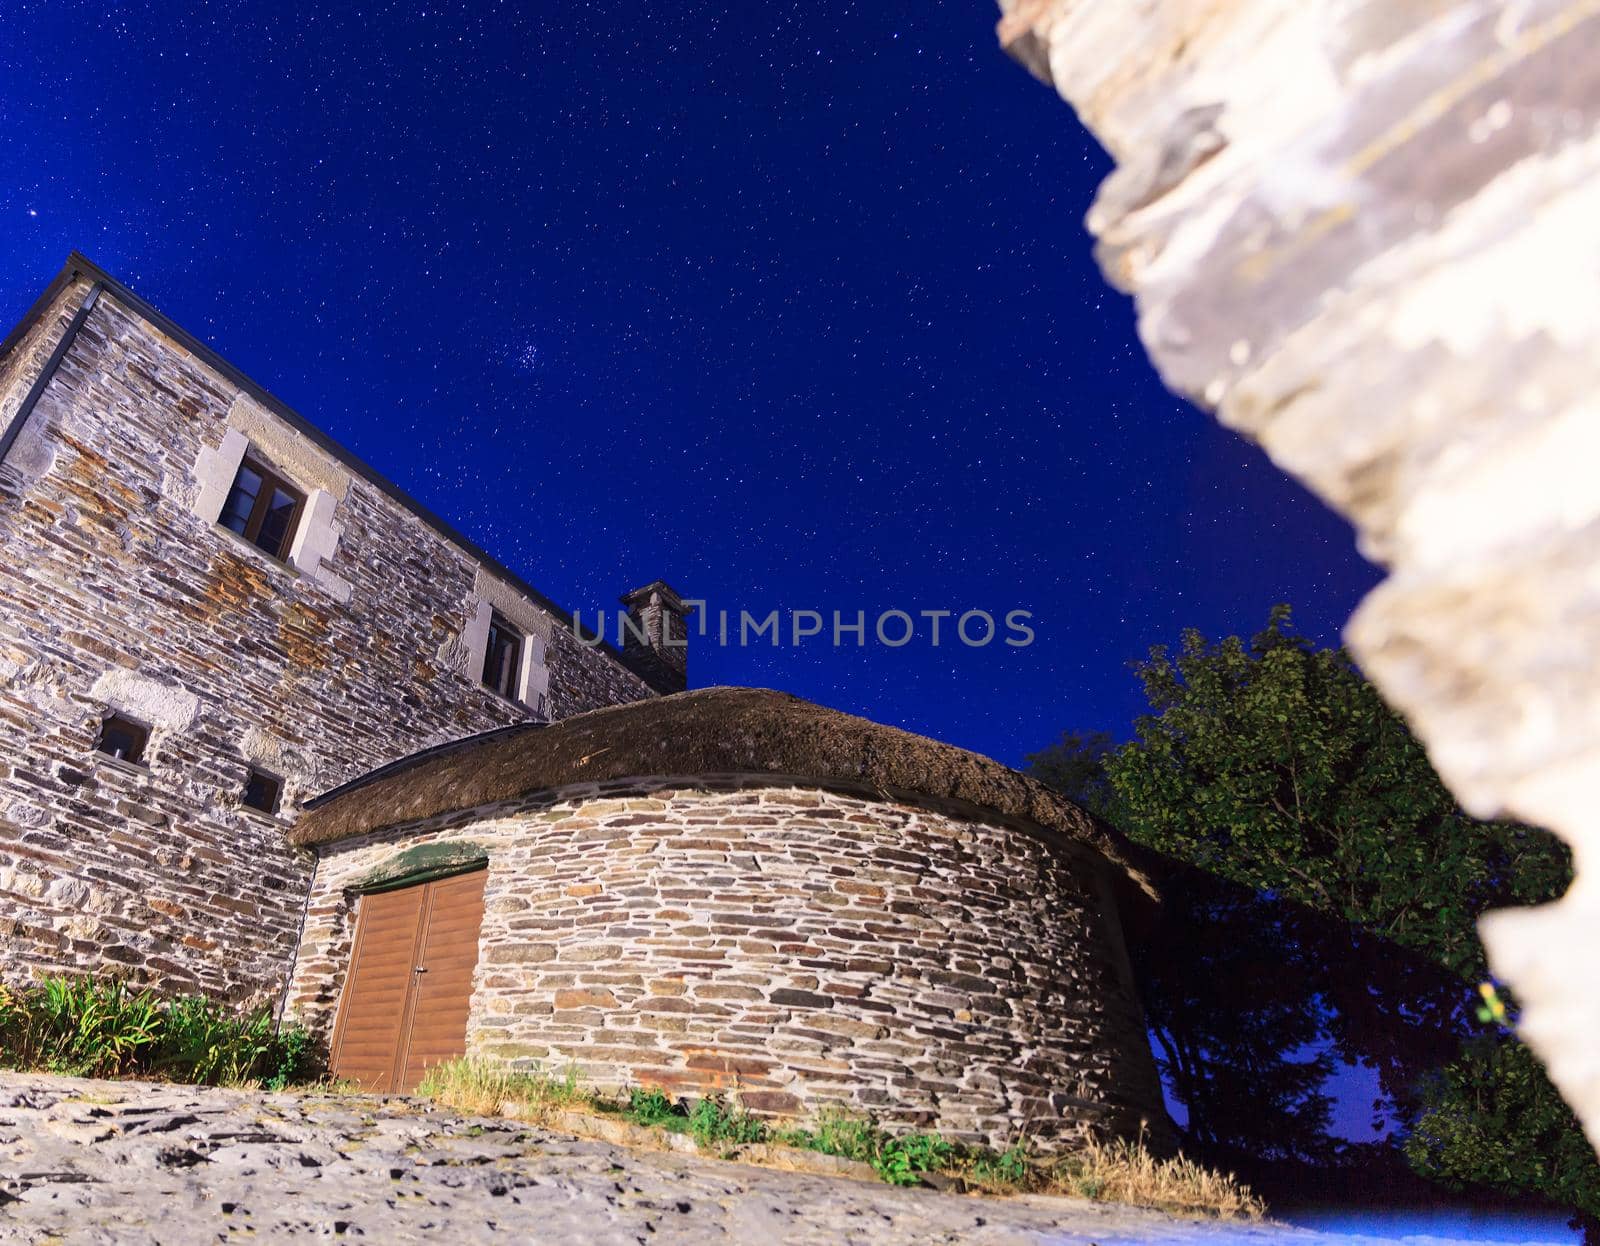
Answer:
[0, 0, 1381, 767]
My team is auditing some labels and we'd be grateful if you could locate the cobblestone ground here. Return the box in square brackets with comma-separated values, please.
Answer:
[0, 1073, 1480, 1244]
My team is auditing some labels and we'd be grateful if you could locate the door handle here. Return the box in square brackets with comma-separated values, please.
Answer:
[414, 966, 428, 973]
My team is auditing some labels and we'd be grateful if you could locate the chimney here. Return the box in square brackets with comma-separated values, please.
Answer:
[618, 580, 693, 694]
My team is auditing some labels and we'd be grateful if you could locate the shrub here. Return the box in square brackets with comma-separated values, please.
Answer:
[687, 1096, 768, 1150]
[264, 1024, 312, 1091]
[625, 1086, 684, 1129]
[874, 1131, 954, 1186]
[0, 976, 312, 1088]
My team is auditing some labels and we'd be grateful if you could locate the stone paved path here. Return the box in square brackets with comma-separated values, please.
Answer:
[0, 1073, 1516, 1244]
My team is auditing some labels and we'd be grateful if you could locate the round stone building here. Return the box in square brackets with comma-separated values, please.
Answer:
[283, 687, 1168, 1152]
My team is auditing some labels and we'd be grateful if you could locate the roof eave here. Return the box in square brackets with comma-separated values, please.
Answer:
[7, 252, 671, 691]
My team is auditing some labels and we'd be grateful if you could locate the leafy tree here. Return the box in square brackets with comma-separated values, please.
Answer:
[1406, 1034, 1600, 1226]
[1029, 607, 1586, 1224]
[1138, 875, 1336, 1162]
[1106, 606, 1567, 982]
[1023, 730, 1117, 818]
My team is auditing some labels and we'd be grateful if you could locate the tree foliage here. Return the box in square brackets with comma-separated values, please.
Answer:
[1029, 607, 1587, 1224]
[1023, 730, 1116, 818]
[1137, 878, 1335, 1162]
[1405, 1034, 1600, 1224]
[1106, 605, 1568, 981]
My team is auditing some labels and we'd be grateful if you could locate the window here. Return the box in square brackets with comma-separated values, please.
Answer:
[481, 612, 523, 700]
[242, 768, 282, 815]
[95, 714, 149, 766]
[218, 457, 305, 561]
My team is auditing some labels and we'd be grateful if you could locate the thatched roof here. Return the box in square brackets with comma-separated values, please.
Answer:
[290, 687, 1155, 894]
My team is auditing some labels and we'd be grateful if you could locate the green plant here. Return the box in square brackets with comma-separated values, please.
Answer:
[777, 1110, 949, 1187]
[792, 1110, 878, 1161]
[873, 1131, 953, 1186]
[970, 1141, 1031, 1187]
[625, 1086, 684, 1129]
[156, 996, 273, 1085]
[0, 977, 316, 1088]
[687, 1096, 768, 1149]
[0, 977, 162, 1077]
[264, 1024, 311, 1091]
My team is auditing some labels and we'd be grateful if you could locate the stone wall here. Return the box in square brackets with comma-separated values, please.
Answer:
[287, 777, 1167, 1152]
[0, 279, 85, 439]
[994, 0, 1600, 1146]
[0, 273, 655, 1003]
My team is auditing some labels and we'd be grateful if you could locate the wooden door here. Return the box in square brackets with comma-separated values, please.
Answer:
[329, 868, 487, 1093]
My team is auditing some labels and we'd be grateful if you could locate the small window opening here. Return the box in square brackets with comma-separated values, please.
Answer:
[96, 714, 150, 766]
[242, 768, 282, 815]
[482, 612, 523, 701]
[219, 456, 305, 562]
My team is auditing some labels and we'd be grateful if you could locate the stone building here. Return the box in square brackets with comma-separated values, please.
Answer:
[0, 254, 673, 1003]
[284, 687, 1168, 1151]
[0, 254, 1168, 1151]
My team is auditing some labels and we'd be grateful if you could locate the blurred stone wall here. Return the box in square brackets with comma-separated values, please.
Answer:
[996, 0, 1600, 1146]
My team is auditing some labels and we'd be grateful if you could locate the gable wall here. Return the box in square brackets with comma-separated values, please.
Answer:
[0, 283, 654, 1003]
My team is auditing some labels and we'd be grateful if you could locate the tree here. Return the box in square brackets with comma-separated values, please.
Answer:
[1029, 607, 1585, 1223]
[1106, 606, 1568, 983]
[1406, 1034, 1600, 1225]
[1023, 730, 1117, 818]
[1137, 872, 1336, 1163]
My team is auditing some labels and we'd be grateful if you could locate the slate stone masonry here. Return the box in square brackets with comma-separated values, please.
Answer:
[288, 778, 1168, 1152]
[0, 271, 657, 1003]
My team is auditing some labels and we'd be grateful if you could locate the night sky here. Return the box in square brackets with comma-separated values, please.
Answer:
[0, 0, 1381, 768]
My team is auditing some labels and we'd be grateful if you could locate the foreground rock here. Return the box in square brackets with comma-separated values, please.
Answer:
[994, 0, 1600, 1151]
[0, 1073, 1294, 1243]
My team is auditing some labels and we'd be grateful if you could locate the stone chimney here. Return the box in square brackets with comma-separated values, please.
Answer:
[619, 581, 692, 694]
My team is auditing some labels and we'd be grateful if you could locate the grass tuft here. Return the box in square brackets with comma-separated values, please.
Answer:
[687, 1096, 767, 1150]
[416, 1056, 590, 1123]
[624, 1086, 683, 1129]
[1049, 1136, 1265, 1220]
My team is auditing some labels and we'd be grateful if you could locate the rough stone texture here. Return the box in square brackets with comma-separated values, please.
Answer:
[996, 0, 1600, 1147]
[0, 1073, 1313, 1245]
[0, 278, 86, 447]
[287, 777, 1167, 1154]
[618, 580, 693, 694]
[0, 270, 655, 1005]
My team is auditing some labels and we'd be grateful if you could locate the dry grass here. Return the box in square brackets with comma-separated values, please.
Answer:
[414, 1058, 1264, 1220]
[306, 1076, 370, 1097]
[1048, 1136, 1266, 1221]
[415, 1056, 590, 1123]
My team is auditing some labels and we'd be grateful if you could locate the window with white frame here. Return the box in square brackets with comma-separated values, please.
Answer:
[481, 611, 523, 701]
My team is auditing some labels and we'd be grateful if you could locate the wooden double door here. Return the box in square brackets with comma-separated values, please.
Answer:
[329, 868, 488, 1093]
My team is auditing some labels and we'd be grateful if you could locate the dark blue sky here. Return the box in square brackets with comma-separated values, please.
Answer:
[0, 0, 1379, 767]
